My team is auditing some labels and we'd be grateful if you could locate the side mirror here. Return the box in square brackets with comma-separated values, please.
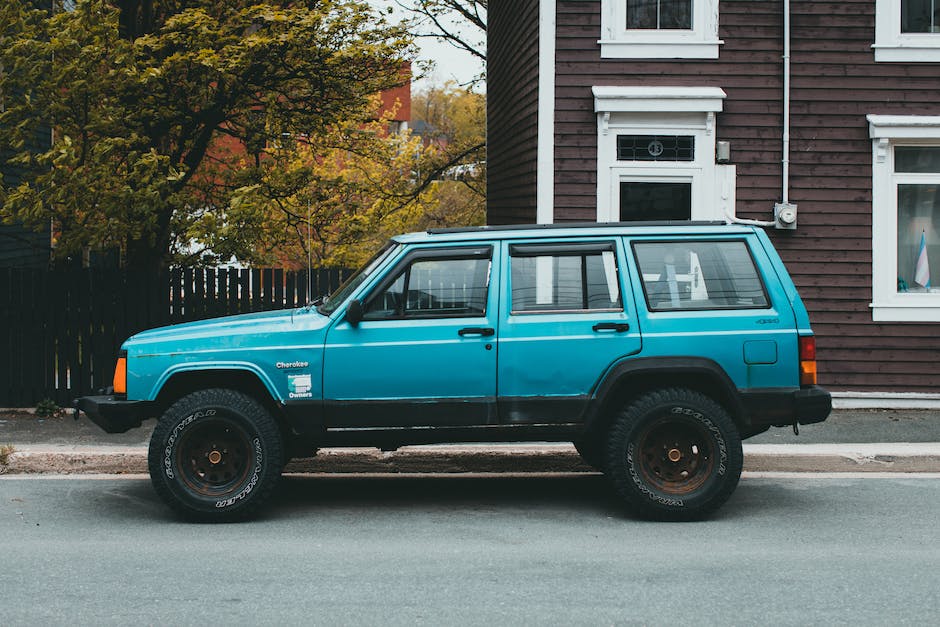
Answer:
[345, 299, 364, 327]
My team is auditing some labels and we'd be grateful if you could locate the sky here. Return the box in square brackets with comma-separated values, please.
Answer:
[372, 1, 486, 92]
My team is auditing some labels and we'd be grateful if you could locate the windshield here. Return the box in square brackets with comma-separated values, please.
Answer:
[317, 241, 401, 315]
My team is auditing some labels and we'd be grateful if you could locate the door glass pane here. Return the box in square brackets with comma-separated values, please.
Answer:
[620, 182, 692, 221]
[897, 184, 940, 293]
[406, 258, 490, 315]
[626, 0, 692, 29]
[901, 0, 939, 33]
[511, 250, 623, 313]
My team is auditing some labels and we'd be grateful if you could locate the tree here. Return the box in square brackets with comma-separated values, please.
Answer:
[226, 88, 486, 270]
[0, 0, 413, 270]
[396, 0, 486, 80]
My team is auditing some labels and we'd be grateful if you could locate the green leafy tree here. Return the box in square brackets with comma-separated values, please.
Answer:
[0, 0, 413, 270]
[227, 92, 485, 270]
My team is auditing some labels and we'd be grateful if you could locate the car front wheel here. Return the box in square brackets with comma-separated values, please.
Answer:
[148, 389, 284, 522]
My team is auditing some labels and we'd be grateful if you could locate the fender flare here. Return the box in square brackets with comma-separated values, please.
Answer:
[149, 361, 282, 403]
[583, 356, 746, 433]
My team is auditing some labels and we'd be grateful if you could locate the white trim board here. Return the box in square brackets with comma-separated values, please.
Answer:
[536, 0, 556, 225]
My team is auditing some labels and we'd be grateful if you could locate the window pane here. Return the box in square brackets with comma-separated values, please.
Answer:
[620, 182, 692, 221]
[901, 0, 938, 33]
[406, 258, 490, 315]
[897, 184, 940, 293]
[626, 0, 692, 29]
[633, 240, 769, 310]
[660, 0, 692, 28]
[586, 251, 623, 309]
[617, 135, 695, 162]
[511, 251, 623, 312]
[895, 147, 940, 173]
[363, 273, 405, 319]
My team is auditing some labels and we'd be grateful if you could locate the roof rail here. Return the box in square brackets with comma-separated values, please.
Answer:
[426, 221, 730, 235]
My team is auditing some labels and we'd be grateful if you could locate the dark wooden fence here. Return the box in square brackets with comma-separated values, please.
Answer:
[0, 266, 351, 407]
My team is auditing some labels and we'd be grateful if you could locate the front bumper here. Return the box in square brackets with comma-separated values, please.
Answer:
[73, 395, 156, 434]
[740, 385, 832, 433]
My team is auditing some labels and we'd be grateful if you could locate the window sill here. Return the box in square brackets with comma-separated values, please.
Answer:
[598, 39, 723, 60]
[870, 301, 940, 322]
[873, 43, 940, 63]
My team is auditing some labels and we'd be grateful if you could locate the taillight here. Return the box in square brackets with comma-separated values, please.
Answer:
[113, 352, 127, 395]
[799, 336, 817, 386]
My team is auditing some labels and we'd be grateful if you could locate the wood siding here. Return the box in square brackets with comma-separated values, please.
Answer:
[548, 0, 940, 391]
[487, 0, 541, 224]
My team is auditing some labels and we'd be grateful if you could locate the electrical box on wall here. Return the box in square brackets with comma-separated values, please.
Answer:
[774, 202, 798, 230]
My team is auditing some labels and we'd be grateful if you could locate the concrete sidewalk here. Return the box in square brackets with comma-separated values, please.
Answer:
[2, 408, 939, 475]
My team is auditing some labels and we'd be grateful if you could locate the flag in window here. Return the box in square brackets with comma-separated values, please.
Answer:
[914, 230, 931, 289]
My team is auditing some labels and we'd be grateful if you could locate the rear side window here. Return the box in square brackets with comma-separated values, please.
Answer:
[633, 240, 769, 311]
[510, 242, 622, 313]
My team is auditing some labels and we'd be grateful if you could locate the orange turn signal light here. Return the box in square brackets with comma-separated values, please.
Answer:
[113, 355, 127, 395]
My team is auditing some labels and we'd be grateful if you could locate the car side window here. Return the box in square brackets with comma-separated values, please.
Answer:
[632, 239, 769, 311]
[510, 242, 623, 313]
[363, 250, 491, 319]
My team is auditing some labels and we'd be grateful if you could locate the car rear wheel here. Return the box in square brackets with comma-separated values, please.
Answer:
[148, 388, 284, 522]
[605, 387, 743, 521]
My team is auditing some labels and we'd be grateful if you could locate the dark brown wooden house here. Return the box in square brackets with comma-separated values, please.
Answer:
[487, 0, 940, 398]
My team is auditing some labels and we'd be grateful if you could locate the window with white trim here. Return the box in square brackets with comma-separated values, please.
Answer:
[594, 86, 734, 224]
[868, 115, 940, 321]
[599, 0, 722, 59]
[874, 0, 940, 61]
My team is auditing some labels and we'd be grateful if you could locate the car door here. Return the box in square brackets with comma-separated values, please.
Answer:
[496, 238, 642, 423]
[323, 244, 499, 427]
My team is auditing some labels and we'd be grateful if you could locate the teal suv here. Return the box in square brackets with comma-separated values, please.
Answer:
[76, 222, 831, 521]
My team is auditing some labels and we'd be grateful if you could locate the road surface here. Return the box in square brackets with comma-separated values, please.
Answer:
[1, 473, 938, 625]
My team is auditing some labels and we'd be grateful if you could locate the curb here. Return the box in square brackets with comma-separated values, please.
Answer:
[3, 443, 940, 475]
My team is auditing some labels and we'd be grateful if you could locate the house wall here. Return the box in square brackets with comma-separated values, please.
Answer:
[487, 0, 541, 224]
[545, 0, 940, 392]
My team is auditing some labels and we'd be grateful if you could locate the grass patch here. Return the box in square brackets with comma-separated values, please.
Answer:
[35, 399, 65, 418]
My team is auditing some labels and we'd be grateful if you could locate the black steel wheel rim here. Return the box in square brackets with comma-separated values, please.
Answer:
[176, 418, 253, 497]
[635, 414, 716, 495]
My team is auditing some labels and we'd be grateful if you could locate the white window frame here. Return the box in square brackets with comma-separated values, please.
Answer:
[598, 0, 722, 59]
[874, 0, 940, 62]
[594, 86, 731, 223]
[868, 114, 940, 321]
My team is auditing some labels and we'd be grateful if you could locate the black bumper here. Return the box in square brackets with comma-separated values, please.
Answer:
[73, 395, 156, 434]
[740, 385, 832, 432]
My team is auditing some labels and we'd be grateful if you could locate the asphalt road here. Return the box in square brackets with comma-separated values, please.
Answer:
[2, 473, 939, 625]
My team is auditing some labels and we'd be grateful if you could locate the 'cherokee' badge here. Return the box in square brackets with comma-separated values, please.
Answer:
[277, 361, 309, 369]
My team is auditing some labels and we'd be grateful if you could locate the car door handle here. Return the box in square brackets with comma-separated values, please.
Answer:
[458, 327, 495, 337]
[592, 322, 630, 333]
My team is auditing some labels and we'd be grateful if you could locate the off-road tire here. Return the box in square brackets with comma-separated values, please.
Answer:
[148, 388, 284, 522]
[605, 387, 743, 521]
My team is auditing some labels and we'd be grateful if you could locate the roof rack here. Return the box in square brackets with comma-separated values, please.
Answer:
[426, 221, 729, 235]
